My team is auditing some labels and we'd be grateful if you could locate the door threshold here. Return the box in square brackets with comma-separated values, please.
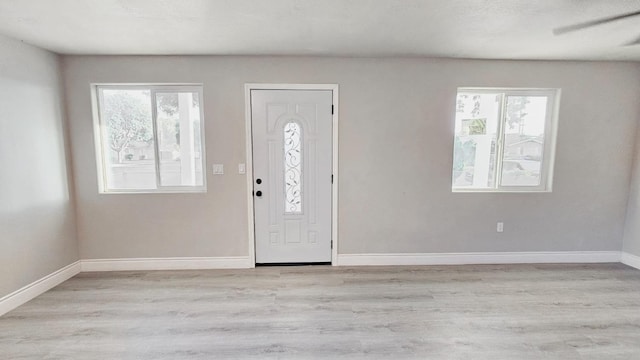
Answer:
[255, 262, 331, 267]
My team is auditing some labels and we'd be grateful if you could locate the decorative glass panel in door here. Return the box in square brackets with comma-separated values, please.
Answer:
[284, 122, 302, 213]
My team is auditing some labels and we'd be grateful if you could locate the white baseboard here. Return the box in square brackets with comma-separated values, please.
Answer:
[0, 261, 81, 317]
[80, 256, 252, 271]
[336, 251, 622, 266]
[621, 252, 640, 270]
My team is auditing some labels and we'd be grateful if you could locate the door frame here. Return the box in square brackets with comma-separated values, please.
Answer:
[244, 83, 339, 267]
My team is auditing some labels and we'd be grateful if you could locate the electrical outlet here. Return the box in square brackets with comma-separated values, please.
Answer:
[497, 222, 504, 233]
[238, 163, 246, 174]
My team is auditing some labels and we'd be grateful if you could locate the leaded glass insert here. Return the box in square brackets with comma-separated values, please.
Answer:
[284, 122, 302, 213]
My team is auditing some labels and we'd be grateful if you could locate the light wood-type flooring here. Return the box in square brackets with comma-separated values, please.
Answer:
[1, 263, 640, 359]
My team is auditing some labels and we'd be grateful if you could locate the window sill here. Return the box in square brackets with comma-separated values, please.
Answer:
[452, 188, 551, 193]
[99, 188, 207, 195]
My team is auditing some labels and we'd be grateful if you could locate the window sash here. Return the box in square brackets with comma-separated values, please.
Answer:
[452, 88, 558, 192]
[94, 84, 207, 194]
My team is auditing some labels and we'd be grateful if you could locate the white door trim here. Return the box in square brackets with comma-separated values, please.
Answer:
[244, 84, 339, 266]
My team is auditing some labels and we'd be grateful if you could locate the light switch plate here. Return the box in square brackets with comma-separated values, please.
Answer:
[212, 164, 224, 175]
[238, 163, 246, 174]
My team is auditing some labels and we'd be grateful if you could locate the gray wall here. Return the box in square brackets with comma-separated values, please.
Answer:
[62, 56, 640, 259]
[0, 35, 78, 298]
[624, 124, 640, 257]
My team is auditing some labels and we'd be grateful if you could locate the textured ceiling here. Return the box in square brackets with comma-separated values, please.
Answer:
[1, 0, 640, 60]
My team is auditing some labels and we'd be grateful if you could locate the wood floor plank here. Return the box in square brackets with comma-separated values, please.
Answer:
[0, 263, 639, 359]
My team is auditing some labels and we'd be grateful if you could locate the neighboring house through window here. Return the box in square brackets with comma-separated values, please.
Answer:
[93, 84, 206, 193]
[452, 88, 560, 192]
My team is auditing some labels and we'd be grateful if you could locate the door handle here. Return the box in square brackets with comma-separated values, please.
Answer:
[255, 190, 263, 197]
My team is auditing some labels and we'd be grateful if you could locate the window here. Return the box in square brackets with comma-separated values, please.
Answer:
[452, 88, 559, 192]
[93, 85, 206, 193]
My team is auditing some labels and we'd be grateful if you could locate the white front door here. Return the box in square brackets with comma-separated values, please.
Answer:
[251, 89, 333, 263]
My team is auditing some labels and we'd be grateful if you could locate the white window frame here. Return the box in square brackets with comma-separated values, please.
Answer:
[92, 84, 207, 194]
[452, 87, 560, 193]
